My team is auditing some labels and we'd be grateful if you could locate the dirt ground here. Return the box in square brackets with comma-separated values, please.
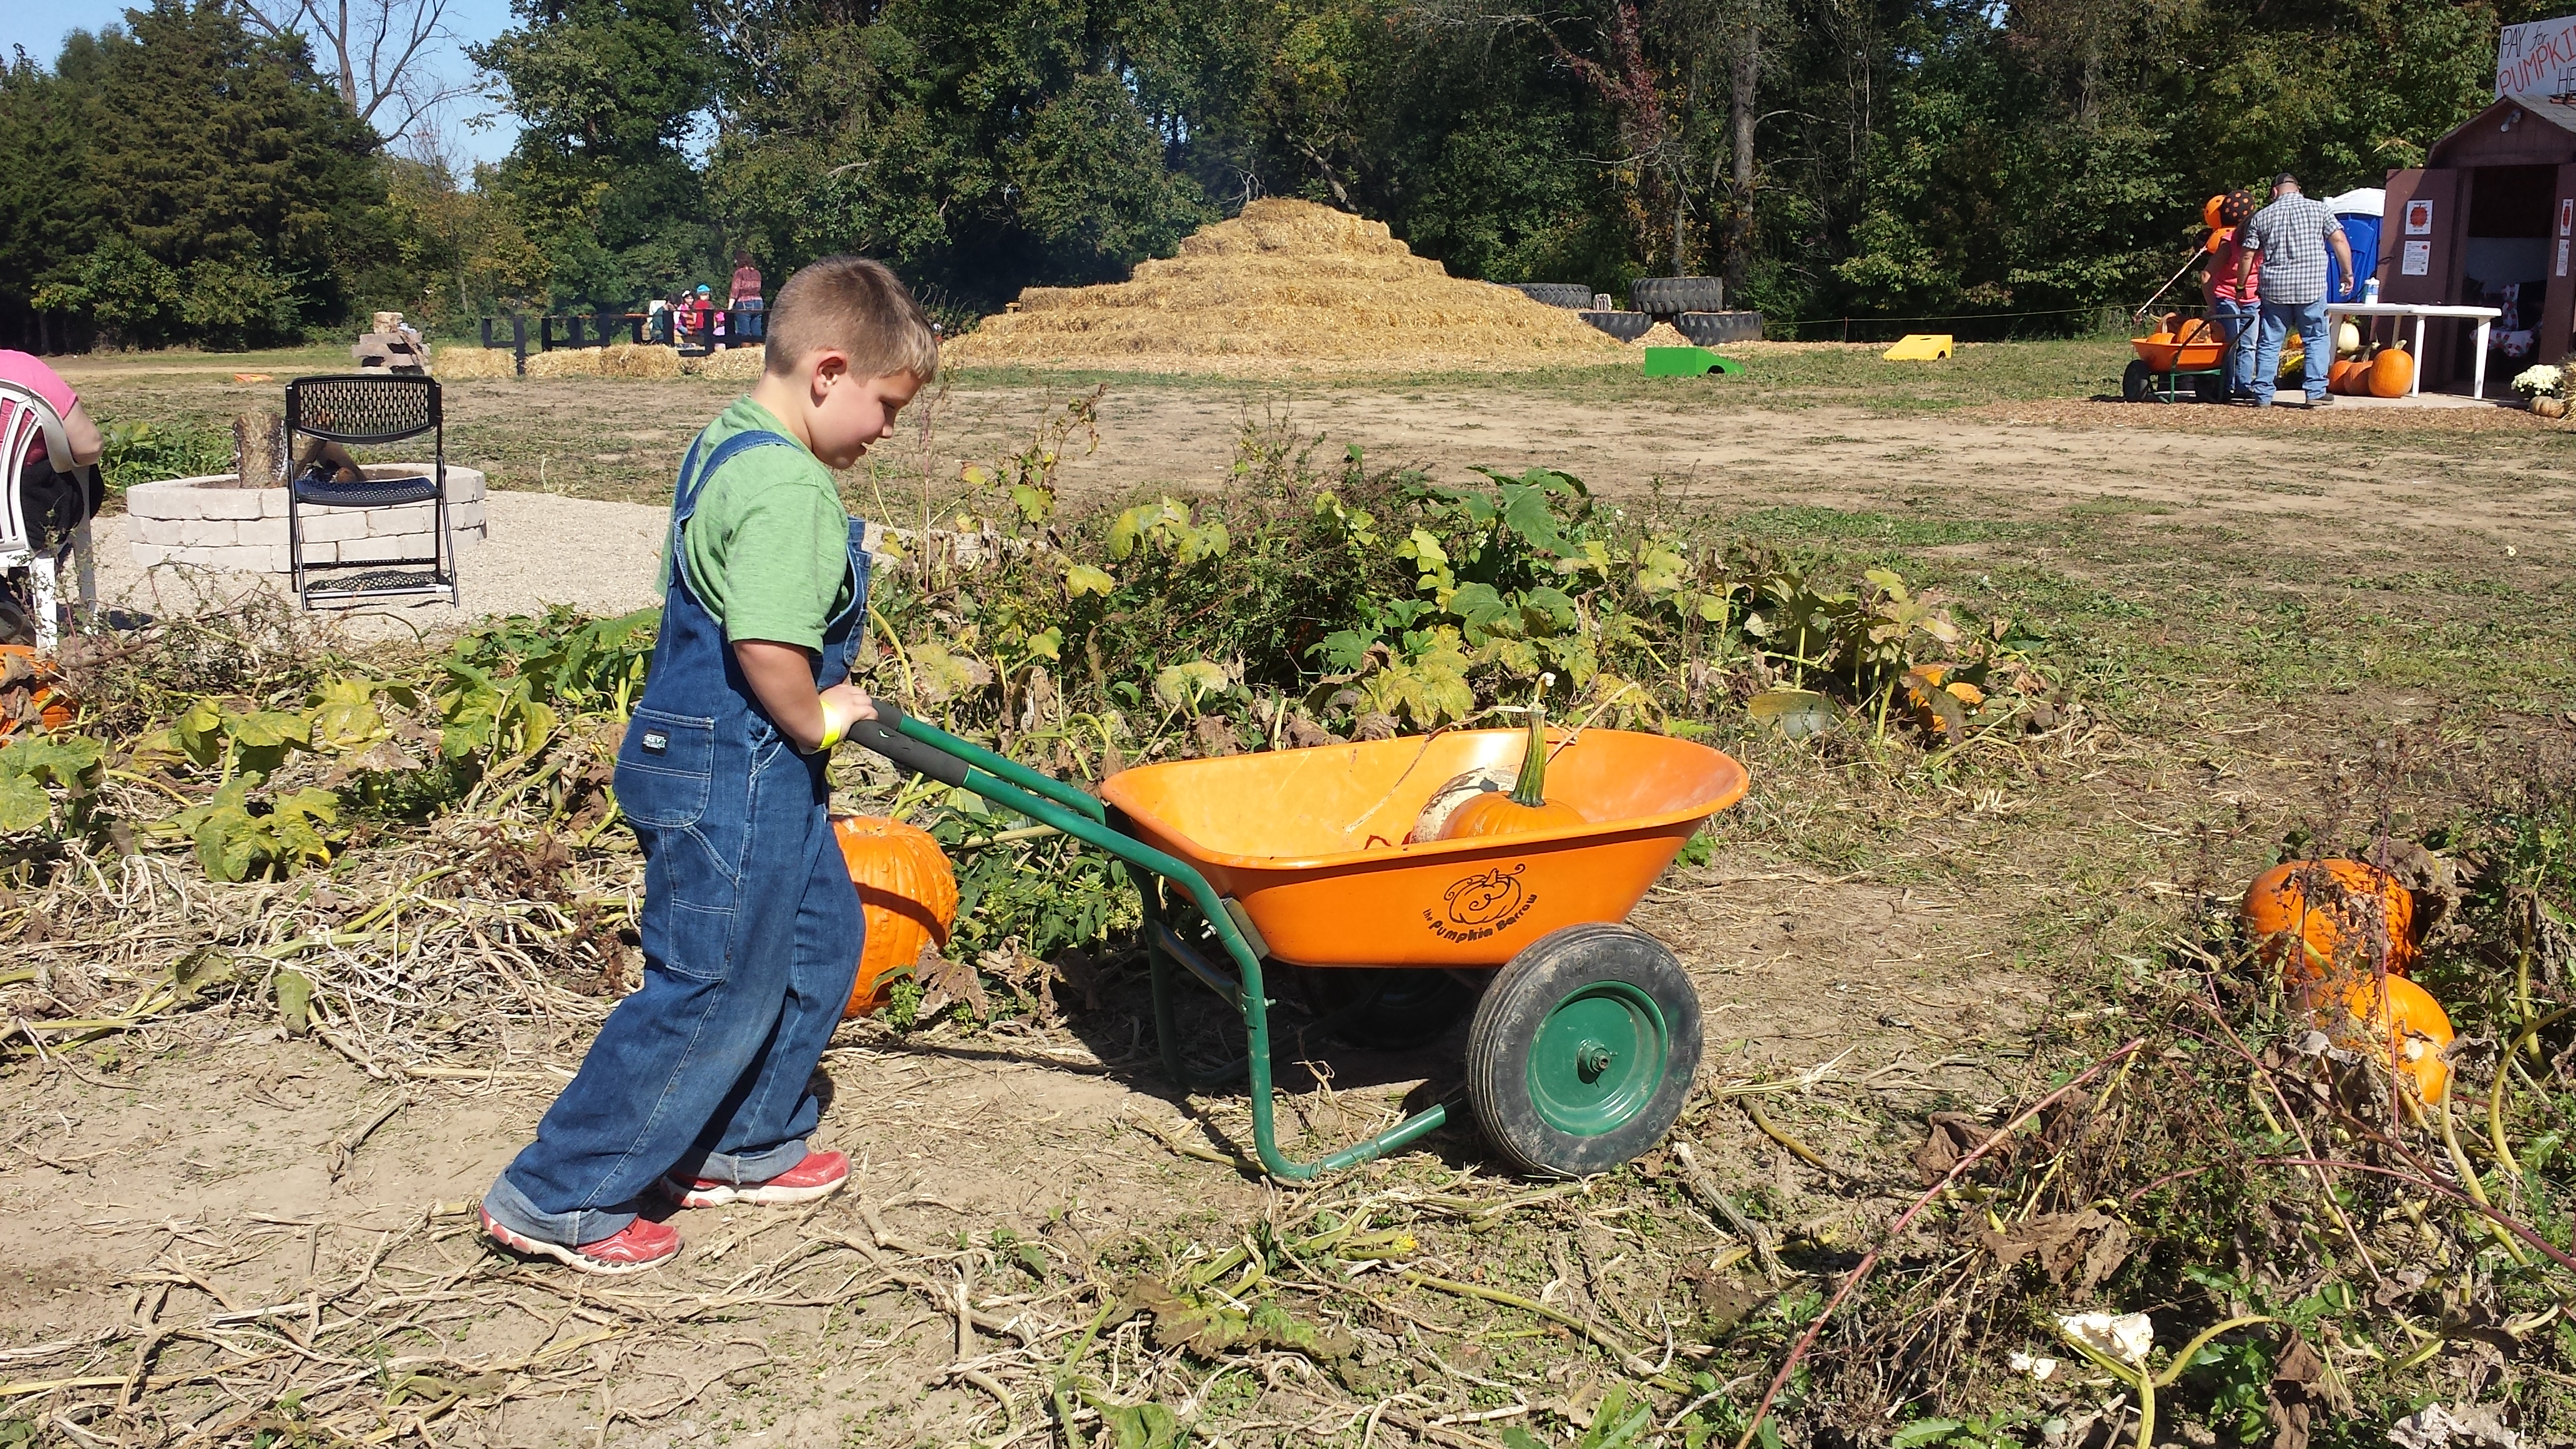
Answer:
[8, 354, 2573, 1446]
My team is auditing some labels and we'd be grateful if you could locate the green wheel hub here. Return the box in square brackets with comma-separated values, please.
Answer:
[1526, 982, 1669, 1136]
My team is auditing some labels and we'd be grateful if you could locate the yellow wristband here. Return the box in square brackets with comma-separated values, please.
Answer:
[813, 698, 852, 753]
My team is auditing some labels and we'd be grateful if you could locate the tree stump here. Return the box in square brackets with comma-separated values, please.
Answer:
[232, 411, 286, 489]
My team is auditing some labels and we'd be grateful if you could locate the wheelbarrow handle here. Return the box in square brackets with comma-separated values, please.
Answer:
[844, 705, 968, 786]
[846, 705, 1105, 824]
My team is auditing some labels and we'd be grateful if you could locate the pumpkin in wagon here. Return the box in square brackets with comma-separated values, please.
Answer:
[832, 814, 959, 1017]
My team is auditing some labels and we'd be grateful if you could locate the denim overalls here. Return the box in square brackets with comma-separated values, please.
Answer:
[483, 428, 869, 1249]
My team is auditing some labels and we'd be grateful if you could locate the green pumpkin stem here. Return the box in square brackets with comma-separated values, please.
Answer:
[1508, 677, 1552, 807]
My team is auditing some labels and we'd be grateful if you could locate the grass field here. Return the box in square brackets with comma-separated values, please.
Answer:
[3, 343, 2572, 1448]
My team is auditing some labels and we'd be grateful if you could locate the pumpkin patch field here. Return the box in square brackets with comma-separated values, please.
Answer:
[2, 345, 2574, 1448]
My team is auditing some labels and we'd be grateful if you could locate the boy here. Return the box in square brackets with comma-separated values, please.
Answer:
[481, 257, 937, 1272]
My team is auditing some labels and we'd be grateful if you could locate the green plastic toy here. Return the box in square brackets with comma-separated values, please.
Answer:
[1642, 346, 1744, 378]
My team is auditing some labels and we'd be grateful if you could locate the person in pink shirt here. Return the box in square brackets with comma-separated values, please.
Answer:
[0, 350, 104, 471]
[2202, 190, 2262, 402]
[729, 253, 766, 343]
[0, 349, 107, 608]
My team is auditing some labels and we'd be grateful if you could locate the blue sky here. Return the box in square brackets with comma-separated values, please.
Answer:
[2, 0, 524, 167]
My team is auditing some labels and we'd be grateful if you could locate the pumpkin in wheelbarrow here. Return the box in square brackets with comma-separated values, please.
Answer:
[1440, 698, 1587, 841]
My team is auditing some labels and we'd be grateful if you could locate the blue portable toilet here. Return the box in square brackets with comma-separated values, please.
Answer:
[2328, 187, 2385, 302]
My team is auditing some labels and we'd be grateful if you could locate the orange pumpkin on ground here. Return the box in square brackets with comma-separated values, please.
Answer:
[832, 814, 960, 1017]
[2315, 973, 2454, 1105]
[2368, 344, 2415, 398]
[2329, 358, 2369, 394]
[1440, 691, 1588, 840]
[2241, 859, 2415, 985]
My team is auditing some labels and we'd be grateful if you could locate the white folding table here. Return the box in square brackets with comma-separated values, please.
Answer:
[2322, 302, 2505, 398]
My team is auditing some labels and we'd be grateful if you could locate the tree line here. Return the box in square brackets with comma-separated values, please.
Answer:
[0, 0, 2541, 351]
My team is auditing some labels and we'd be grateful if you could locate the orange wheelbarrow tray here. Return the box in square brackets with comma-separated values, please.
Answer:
[851, 707, 1750, 1181]
[2124, 318, 2238, 403]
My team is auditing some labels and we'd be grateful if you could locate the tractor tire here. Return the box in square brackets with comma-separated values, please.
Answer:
[1629, 277, 1728, 316]
[1672, 311, 1765, 346]
[1579, 311, 1655, 342]
[1509, 283, 1596, 310]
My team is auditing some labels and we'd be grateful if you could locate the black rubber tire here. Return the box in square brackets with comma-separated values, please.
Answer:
[1289, 967, 1479, 1050]
[2122, 359, 2157, 403]
[1672, 311, 1765, 346]
[1510, 283, 1596, 310]
[1466, 923, 1702, 1178]
[1579, 311, 1654, 341]
[1630, 276, 1728, 316]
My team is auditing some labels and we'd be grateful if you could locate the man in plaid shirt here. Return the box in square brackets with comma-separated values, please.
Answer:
[2233, 172, 2356, 407]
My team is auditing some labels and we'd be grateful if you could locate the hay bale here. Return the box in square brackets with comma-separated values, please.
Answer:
[685, 345, 766, 382]
[598, 343, 685, 379]
[432, 348, 516, 381]
[523, 348, 603, 379]
[942, 198, 1627, 377]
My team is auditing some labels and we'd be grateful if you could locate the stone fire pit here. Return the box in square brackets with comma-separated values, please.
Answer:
[127, 466, 488, 573]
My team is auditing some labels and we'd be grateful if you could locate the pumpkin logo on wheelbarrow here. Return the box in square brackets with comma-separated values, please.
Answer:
[1428, 863, 1539, 942]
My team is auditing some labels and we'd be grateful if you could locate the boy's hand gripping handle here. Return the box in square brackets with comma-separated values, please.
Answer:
[845, 705, 970, 786]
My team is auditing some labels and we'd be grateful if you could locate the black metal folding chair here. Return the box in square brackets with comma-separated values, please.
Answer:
[284, 374, 458, 608]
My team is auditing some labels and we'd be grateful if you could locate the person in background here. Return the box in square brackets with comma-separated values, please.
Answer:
[0, 349, 105, 471]
[2202, 190, 2261, 402]
[2236, 172, 2355, 409]
[691, 285, 718, 349]
[731, 252, 766, 343]
[0, 350, 109, 589]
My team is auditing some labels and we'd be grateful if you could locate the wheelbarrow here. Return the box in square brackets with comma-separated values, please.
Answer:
[850, 708, 1750, 1179]
[2123, 316, 2235, 403]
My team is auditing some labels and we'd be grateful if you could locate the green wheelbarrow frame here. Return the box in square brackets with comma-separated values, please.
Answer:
[851, 707, 1449, 1181]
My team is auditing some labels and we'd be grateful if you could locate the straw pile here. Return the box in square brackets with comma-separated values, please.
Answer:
[686, 344, 766, 381]
[431, 346, 515, 380]
[524, 341, 686, 379]
[943, 199, 1627, 376]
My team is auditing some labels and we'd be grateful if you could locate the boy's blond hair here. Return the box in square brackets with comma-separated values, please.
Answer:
[763, 256, 939, 383]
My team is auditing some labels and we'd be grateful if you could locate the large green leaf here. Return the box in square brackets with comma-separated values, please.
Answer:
[0, 733, 102, 786]
[0, 775, 51, 833]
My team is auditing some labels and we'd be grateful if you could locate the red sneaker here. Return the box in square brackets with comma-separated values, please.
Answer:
[481, 1207, 681, 1275]
[658, 1149, 850, 1208]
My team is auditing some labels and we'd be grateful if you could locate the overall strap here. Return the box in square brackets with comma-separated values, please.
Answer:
[663, 427, 809, 615]
[672, 427, 803, 522]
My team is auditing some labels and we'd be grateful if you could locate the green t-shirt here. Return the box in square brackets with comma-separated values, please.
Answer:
[662, 397, 853, 651]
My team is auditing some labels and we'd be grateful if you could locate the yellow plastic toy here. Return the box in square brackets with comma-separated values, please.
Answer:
[1883, 334, 1953, 361]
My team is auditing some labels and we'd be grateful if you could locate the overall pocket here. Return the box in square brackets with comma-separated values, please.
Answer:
[615, 708, 715, 829]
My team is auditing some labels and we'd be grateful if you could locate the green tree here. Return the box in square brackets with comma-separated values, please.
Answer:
[23, 1, 388, 348]
[700, 0, 1222, 308]
[471, 0, 721, 307]
[0, 51, 102, 348]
